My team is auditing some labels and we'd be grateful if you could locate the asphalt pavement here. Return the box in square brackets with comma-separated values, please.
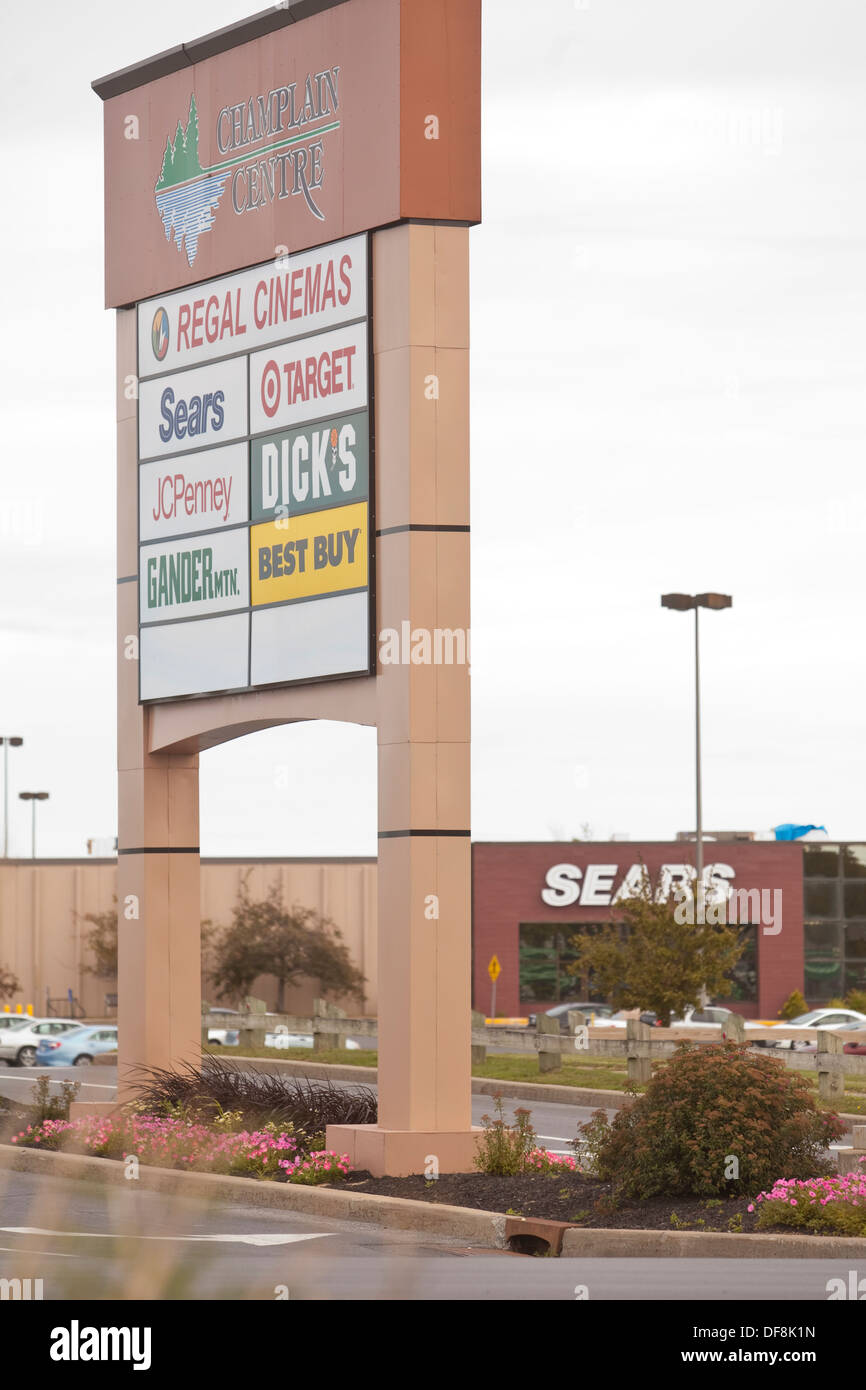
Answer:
[0, 1169, 863, 1300]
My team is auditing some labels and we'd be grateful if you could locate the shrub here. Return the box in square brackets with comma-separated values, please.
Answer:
[473, 1096, 579, 1175]
[576, 1043, 844, 1199]
[474, 1097, 537, 1175]
[751, 1159, 866, 1237]
[31, 1075, 80, 1124]
[844, 988, 866, 1014]
[128, 1058, 377, 1132]
[778, 989, 808, 1020]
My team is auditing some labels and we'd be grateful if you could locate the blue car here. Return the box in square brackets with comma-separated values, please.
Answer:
[36, 1025, 118, 1067]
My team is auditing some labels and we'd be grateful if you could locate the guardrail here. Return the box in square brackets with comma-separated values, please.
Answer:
[203, 1007, 866, 1103]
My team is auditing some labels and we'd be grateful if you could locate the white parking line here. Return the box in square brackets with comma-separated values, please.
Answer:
[0, 1074, 116, 1090]
[1, 1227, 334, 1247]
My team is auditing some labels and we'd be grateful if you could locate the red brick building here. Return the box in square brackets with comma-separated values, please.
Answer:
[471, 841, 806, 1020]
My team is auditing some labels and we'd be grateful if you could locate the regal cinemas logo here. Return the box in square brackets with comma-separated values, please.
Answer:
[155, 70, 341, 265]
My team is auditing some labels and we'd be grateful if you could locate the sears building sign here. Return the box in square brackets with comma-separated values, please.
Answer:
[541, 861, 737, 909]
[137, 234, 371, 703]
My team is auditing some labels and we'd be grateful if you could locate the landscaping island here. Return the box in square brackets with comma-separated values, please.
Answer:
[4, 1045, 865, 1245]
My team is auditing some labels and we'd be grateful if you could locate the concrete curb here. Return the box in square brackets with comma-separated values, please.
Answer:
[2, 1142, 863, 1258]
[560, 1226, 866, 1260]
[0, 1143, 507, 1247]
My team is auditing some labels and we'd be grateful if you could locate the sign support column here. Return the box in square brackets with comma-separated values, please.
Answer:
[115, 307, 202, 1103]
[327, 223, 479, 1175]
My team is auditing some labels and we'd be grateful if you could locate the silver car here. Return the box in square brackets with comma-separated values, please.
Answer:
[0, 1018, 84, 1067]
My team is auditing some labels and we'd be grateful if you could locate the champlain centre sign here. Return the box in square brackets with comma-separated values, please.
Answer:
[137, 233, 372, 702]
[156, 71, 341, 268]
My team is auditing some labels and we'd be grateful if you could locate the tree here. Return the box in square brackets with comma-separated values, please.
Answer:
[778, 988, 808, 1020]
[567, 866, 744, 1026]
[0, 965, 21, 1001]
[79, 902, 118, 979]
[210, 877, 366, 1012]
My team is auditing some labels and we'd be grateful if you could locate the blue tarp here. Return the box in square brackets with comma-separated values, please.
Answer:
[773, 823, 827, 841]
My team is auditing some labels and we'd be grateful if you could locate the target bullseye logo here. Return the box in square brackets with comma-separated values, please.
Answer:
[261, 359, 281, 418]
[151, 306, 170, 362]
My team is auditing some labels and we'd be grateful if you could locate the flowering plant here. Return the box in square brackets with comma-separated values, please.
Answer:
[278, 1150, 352, 1184]
[749, 1157, 866, 1236]
[12, 1114, 352, 1185]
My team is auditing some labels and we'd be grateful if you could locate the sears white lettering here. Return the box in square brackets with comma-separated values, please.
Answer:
[541, 862, 738, 909]
[49, 1321, 151, 1371]
[541, 863, 582, 907]
[580, 864, 618, 907]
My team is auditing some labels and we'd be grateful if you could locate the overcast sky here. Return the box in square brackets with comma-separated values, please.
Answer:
[1, 0, 864, 858]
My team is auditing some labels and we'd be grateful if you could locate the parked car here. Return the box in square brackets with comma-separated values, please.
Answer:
[529, 1002, 616, 1030]
[207, 1027, 240, 1045]
[36, 1025, 118, 1066]
[670, 1007, 733, 1029]
[769, 1008, 866, 1049]
[839, 1020, 866, 1056]
[263, 1029, 361, 1051]
[0, 1019, 85, 1067]
[0, 1014, 42, 1033]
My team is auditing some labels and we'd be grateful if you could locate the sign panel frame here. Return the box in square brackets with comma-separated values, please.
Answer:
[135, 230, 376, 706]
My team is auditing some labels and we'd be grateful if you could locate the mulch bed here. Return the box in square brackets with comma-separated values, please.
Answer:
[346, 1170, 768, 1232]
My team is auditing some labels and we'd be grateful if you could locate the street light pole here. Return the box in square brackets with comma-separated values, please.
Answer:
[661, 593, 732, 896]
[18, 792, 49, 859]
[1, 737, 24, 858]
[694, 605, 702, 888]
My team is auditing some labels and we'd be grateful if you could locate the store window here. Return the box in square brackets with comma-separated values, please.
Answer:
[721, 925, 758, 1003]
[843, 846, 866, 879]
[803, 843, 866, 999]
[804, 920, 843, 1001]
[804, 845, 839, 878]
[804, 880, 838, 918]
[518, 923, 608, 1003]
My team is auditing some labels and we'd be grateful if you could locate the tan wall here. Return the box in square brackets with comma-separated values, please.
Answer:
[0, 858, 377, 1020]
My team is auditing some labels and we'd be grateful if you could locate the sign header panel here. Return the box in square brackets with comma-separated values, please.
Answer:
[98, 0, 481, 307]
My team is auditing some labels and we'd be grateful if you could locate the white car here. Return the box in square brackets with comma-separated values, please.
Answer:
[768, 1008, 866, 1049]
[670, 1007, 733, 1028]
[263, 1029, 361, 1051]
[0, 1018, 85, 1067]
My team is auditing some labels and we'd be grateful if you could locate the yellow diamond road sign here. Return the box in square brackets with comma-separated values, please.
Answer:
[488, 955, 501, 983]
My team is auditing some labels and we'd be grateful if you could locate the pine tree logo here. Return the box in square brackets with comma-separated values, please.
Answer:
[154, 95, 229, 267]
[155, 95, 205, 192]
